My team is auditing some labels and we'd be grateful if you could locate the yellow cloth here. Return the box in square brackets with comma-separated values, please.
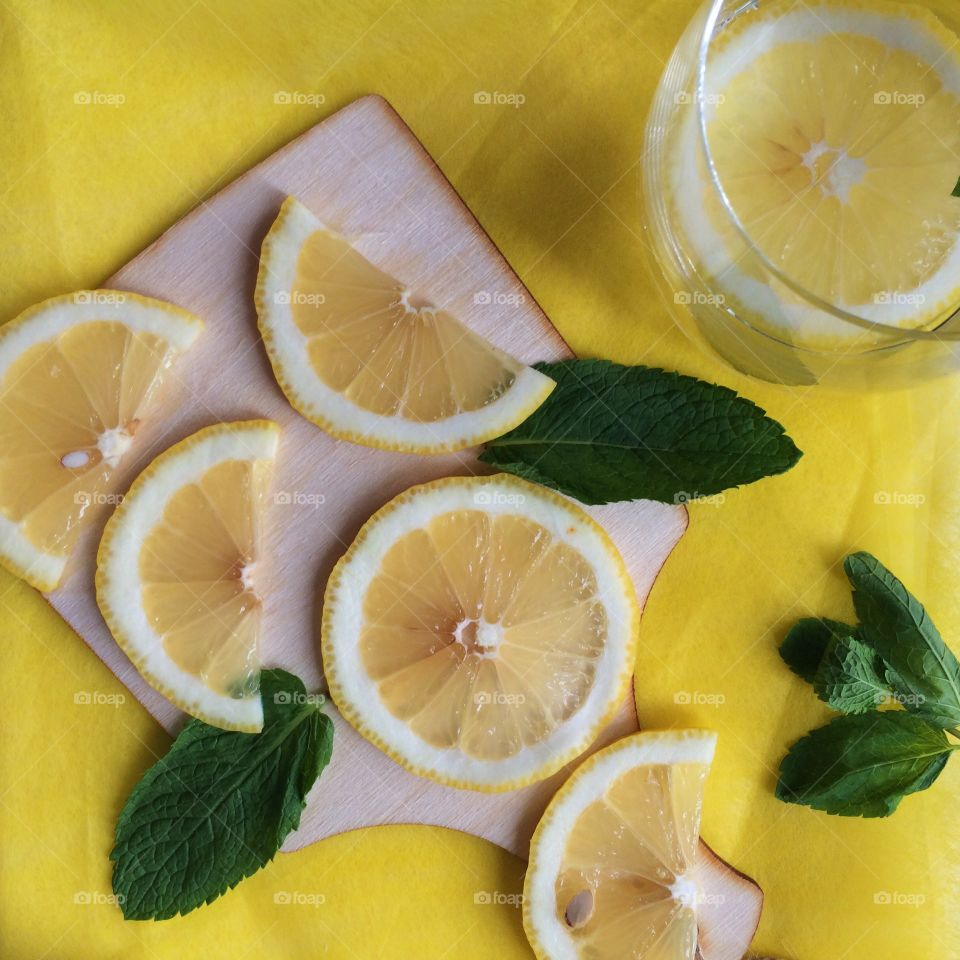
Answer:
[0, 0, 957, 957]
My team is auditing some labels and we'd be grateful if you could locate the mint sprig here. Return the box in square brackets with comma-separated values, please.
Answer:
[480, 360, 802, 505]
[845, 551, 960, 728]
[112, 669, 333, 920]
[777, 712, 954, 817]
[776, 552, 960, 817]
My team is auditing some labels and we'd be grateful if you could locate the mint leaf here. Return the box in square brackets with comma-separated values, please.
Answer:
[777, 712, 955, 817]
[953, 176, 960, 198]
[813, 634, 892, 714]
[780, 617, 855, 683]
[479, 360, 802, 505]
[845, 552, 960, 728]
[112, 669, 333, 920]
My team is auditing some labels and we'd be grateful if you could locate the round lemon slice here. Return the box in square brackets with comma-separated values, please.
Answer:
[96, 420, 279, 731]
[321, 474, 639, 791]
[524, 730, 738, 960]
[672, 0, 960, 343]
[255, 197, 555, 453]
[0, 291, 201, 591]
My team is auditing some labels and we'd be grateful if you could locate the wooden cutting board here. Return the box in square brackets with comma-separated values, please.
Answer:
[45, 95, 689, 859]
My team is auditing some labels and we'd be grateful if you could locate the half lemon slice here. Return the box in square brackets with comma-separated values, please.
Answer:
[524, 730, 758, 960]
[96, 420, 279, 731]
[321, 474, 639, 791]
[255, 197, 555, 453]
[0, 291, 201, 590]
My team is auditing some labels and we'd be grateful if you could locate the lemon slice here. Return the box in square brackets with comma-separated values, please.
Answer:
[96, 420, 279, 731]
[321, 474, 639, 791]
[524, 730, 754, 960]
[255, 197, 555, 453]
[672, 0, 960, 342]
[0, 291, 201, 591]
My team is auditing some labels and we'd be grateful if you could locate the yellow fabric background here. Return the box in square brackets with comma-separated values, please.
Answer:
[0, 0, 957, 957]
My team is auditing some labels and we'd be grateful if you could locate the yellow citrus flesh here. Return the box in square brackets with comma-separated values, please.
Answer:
[671, 0, 960, 344]
[294, 231, 522, 420]
[140, 457, 272, 698]
[0, 293, 201, 590]
[361, 512, 607, 760]
[322, 475, 639, 790]
[554, 763, 706, 957]
[96, 421, 278, 731]
[709, 2, 960, 312]
[524, 731, 717, 960]
[256, 197, 555, 453]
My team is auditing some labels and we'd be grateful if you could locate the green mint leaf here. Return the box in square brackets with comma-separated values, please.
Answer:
[845, 552, 960, 728]
[953, 176, 960, 198]
[780, 617, 856, 683]
[813, 634, 892, 714]
[776, 711, 955, 817]
[112, 669, 333, 920]
[479, 359, 802, 505]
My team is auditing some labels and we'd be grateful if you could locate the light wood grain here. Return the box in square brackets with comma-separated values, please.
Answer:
[45, 95, 688, 857]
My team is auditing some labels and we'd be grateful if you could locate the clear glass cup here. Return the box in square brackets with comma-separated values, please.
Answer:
[643, 0, 960, 389]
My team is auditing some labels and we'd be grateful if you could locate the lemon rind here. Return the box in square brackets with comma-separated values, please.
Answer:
[0, 291, 203, 592]
[96, 420, 279, 732]
[523, 729, 718, 960]
[321, 473, 640, 792]
[255, 196, 556, 454]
